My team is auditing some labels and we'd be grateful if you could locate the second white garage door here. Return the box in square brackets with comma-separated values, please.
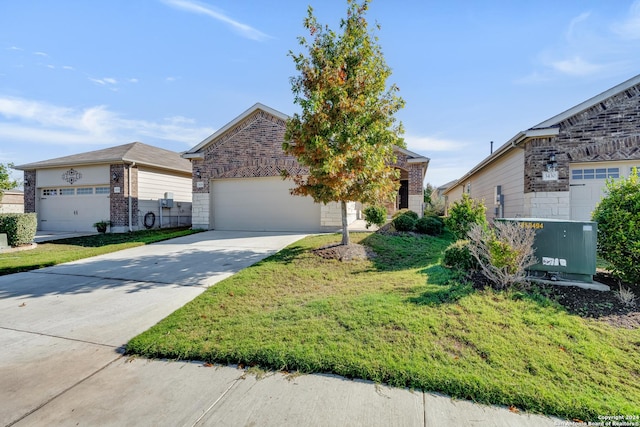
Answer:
[211, 177, 321, 231]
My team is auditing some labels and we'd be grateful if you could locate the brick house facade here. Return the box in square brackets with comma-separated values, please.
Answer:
[444, 74, 640, 222]
[183, 103, 429, 231]
[14, 142, 192, 233]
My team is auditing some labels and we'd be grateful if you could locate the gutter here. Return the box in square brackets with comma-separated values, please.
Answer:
[128, 161, 136, 232]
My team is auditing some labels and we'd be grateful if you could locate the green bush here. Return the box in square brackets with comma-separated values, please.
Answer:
[363, 205, 387, 229]
[592, 169, 640, 284]
[415, 216, 444, 235]
[0, 213, 37, 246]
[444, 194, 487, 239]
[392, 209, 419, 220]
[442, 239, 478, 271]
[392, 214, 416, 232]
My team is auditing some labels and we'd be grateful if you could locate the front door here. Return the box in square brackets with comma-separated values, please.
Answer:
[399, 180, 409, 210]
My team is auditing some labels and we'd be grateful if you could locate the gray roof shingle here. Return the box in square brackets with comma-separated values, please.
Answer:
[14, 142, 191, 173]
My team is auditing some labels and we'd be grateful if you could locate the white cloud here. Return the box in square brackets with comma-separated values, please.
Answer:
[550, 56, 604, 76]
[404, 134, 469, 152]
[161, 0, 270, 41]
[33, 51, 48, 57]
[62, 65, 74, 70]
[566, 12, 591, 41]
[128, 78, 139, 83]
[0, 96, 214, 146]
[613, 0, 640, 39]
[7, 46, 22, 51]
[89, 77, 118, 86]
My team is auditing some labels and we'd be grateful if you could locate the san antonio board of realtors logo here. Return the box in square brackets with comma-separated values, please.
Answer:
[62, 168, 82, 184]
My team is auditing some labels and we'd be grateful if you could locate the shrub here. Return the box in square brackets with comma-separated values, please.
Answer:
[415, 216, 444, 235]
[392, 209, 419, 220]
[466, 221, 537, 289]
[444, 194, 487, 239]
[392, 214, 416, 232]
[0, 213, 37, 246]
[592, 169, 640, 284]
[424, 197, 446, 217]
[363, 205, 387, 229]
[442, 239, 478, 272]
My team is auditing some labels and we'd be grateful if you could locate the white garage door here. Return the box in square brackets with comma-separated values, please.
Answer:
[39, 186, 110, 232]
[570, 161, 639, 221]
[211, 177, 321, 231]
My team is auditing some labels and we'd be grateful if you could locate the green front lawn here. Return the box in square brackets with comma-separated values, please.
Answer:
[0, 227, 202, 275]
[126, 232, 640, 421]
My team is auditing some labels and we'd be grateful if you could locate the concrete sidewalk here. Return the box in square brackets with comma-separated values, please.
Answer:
[1, 230, 562, 426]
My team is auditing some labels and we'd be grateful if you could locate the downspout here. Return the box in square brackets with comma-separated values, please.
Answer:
[128, 162, 136, 232]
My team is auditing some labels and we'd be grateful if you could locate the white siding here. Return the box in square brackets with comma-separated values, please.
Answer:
[36, 165, 109, 187]
[445, 149, 524, 221]
[138, 167, 192, 202]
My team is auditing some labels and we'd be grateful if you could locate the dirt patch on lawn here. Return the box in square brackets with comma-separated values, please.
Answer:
[471, 271, 640, 329]
[313, 243, 377, 262]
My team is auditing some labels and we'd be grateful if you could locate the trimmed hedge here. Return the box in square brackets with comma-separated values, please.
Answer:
[0, 213, 37, 247]
[416, 216, 444, 236]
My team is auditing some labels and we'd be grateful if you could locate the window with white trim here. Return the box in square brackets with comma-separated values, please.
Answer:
[95, 187, 110, 194]
[60, 188, 75, 196]
[572, 167, 619, 180]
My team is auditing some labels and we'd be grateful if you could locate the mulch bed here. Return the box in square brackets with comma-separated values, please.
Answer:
[471, 271, 640, 329]
[313, 243, 377, 262]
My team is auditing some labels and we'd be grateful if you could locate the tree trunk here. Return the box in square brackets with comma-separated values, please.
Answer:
[341, 200, 350, 246]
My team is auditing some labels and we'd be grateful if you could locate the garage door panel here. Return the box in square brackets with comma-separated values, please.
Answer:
[211, 177, 321, 231]
[40, 189, 109, 232]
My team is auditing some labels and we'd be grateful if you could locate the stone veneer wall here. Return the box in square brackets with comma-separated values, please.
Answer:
[523, 191, 570, 219]
[110, 164, 139, 232]
[524, 82, 640, 194]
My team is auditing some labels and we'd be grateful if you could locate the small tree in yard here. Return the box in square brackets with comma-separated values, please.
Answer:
[444, 194, 487, 239]
[592, 168, 640, 285]
[284, 0, 405, 245]
[0, 163, 18, 202]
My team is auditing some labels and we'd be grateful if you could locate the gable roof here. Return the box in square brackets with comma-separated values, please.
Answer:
[182, 102, 430, 166]
[444, 73, 640, 195]
[183, 103, 288, 158]
[13, 142, 192, 173]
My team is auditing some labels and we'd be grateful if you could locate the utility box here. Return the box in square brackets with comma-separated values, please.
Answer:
[498, 218, 597, 283]
[161, 192, 174, 208]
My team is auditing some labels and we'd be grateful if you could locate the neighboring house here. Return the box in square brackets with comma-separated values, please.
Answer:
[444, 74, 640, 222]
[14, 142, 192, 232]
[0, 190, 24, 213]
[182, 103, 429, 232]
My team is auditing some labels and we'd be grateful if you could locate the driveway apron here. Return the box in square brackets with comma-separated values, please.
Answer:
[0, 231, 307, 427]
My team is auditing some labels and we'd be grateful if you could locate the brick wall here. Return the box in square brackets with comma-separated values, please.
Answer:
[23, 170, 36, 213]
[110, 164, 139, 229]
[193, 110, 306, 193]
[525, 82, 640, 193]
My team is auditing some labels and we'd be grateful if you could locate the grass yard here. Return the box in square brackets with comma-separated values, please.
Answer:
[0, 227, 202, 275]
[126, 232, 640, 421]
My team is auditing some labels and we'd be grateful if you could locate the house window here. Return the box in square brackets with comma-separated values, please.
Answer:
[572, 167, 619, 180]
[77, 188, 93, 195]
[95, 187, 110, 194]
[60, 188, 75, 196]
[43, 189, 58, 196]
[466, 183, 471, 194]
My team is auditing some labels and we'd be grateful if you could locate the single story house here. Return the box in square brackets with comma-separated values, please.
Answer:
[0, 190, 24, 214]
[444, 73, 640, 222]
[182, 103, 429, 232]
[14, 142, 193, 232]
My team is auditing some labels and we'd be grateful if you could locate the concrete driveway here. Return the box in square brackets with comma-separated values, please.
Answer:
[0, 230, 560, 427]
[0, 230, 307, 426]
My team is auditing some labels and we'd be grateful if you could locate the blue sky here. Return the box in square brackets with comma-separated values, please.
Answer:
[2, 0, 640, 187]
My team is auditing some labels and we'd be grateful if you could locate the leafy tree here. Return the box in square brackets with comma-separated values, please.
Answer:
[283, 0, 405, 245]
[592, 169, 640, 284]
[0, 163, 18, 202]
